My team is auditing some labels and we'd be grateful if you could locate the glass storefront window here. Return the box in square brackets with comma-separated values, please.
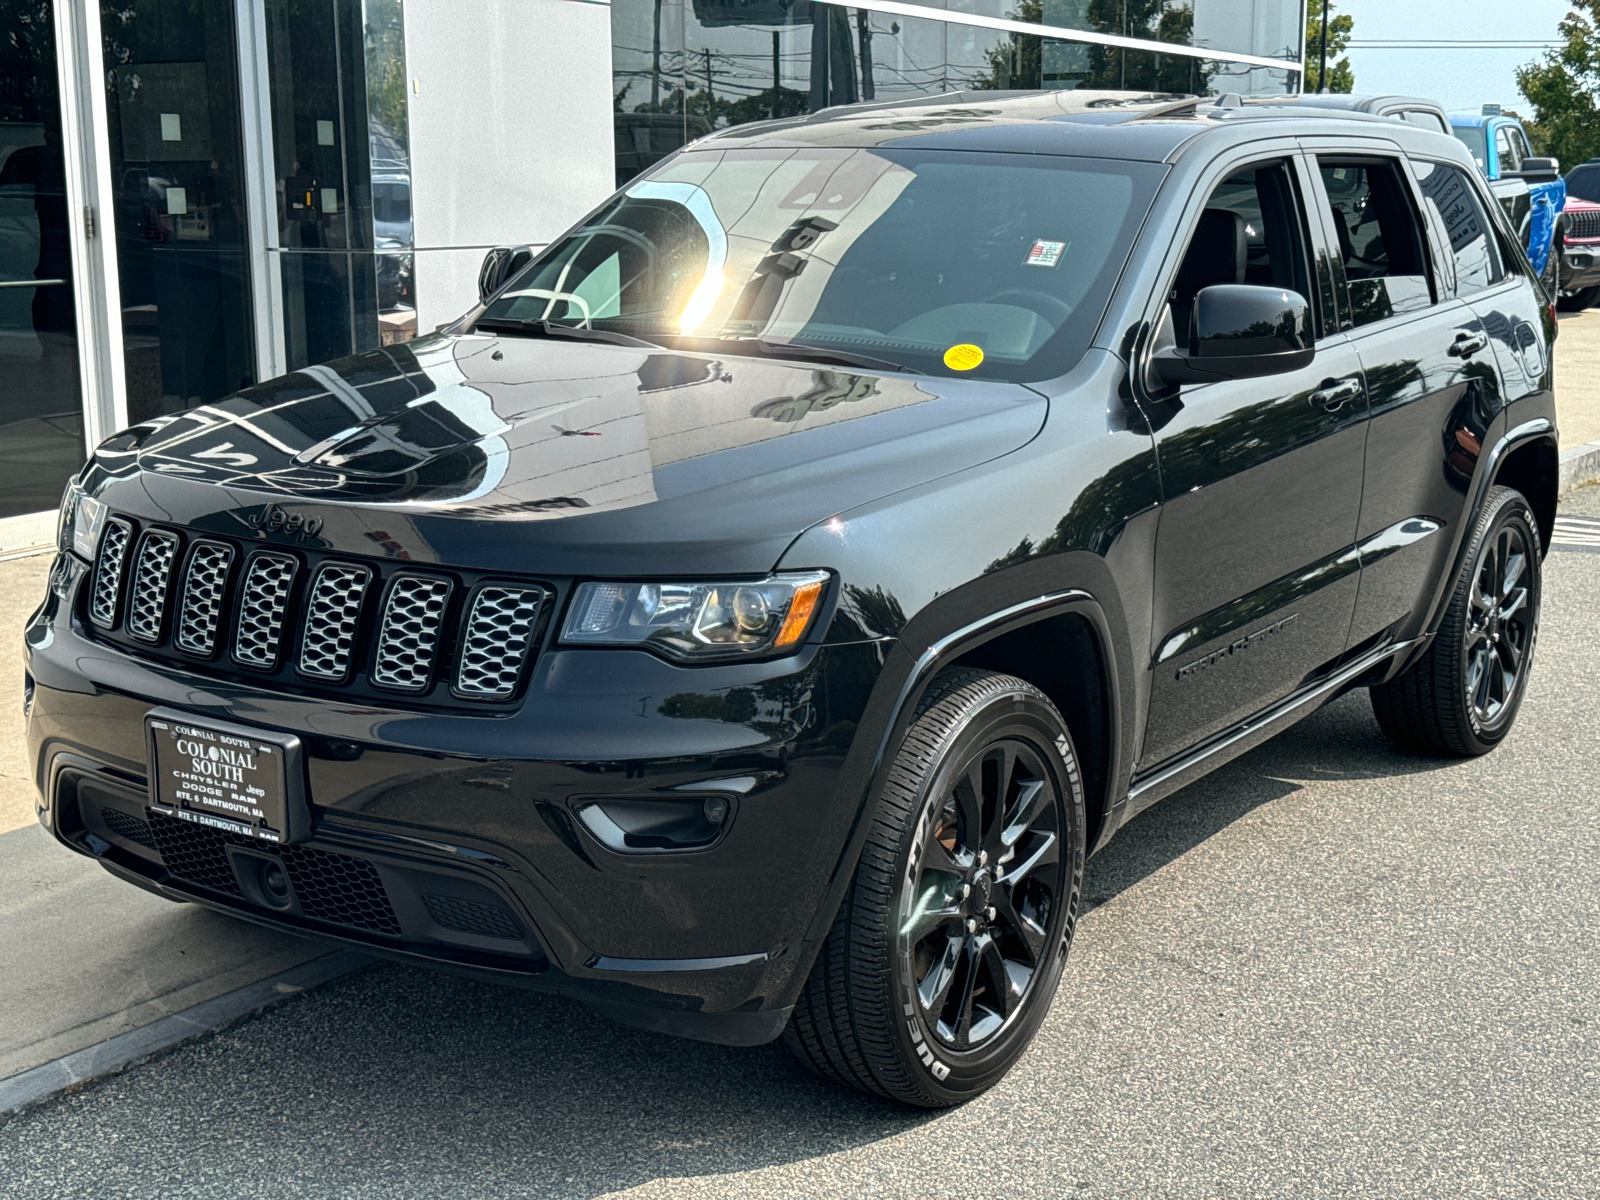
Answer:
[266, 0, 414, 369]
[100, 0, 258, 424]
[0, 0, 86, 518]
[612, 0, 1301, 187]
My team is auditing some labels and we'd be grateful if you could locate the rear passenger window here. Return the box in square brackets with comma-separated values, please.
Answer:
[1413, 161, 1503, 296]
[1318, 159, 1433, 327]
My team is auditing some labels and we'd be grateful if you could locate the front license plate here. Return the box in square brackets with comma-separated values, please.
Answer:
[147, 715, 293, 843]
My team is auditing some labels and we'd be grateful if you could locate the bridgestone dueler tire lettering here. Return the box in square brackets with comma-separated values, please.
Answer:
[782, 667, 1086, 1107]
[1370, 485, 1541, 757]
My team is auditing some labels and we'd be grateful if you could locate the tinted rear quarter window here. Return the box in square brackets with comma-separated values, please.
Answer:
[1317, 159, 1434, 326]
[1412, 161, 1503, 296]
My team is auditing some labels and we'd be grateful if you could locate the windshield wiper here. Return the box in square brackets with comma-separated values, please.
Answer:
[474, 317, 660, 350]
[740, 338, 922, 376]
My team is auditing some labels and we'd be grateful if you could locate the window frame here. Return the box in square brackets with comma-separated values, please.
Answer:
[1407, 156, 1508, 299]
[1303, 150, 1442, 333]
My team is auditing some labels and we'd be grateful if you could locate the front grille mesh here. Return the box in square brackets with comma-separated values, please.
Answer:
[101, 806, 155, 848]
[233, 553, 297, 668]
[1569, 209, 1600, 241]
[85, 515, 543, 702]
[422, 893, 525, 940]
[298, 563, 369, 680]
[126, 530, 179, 643]
[89, 519, 132, 628]
[144, 809, 402, 934]
[372, 575, 452, 691]
[456, 587, 542, 698]
[175, 542, 235, 656]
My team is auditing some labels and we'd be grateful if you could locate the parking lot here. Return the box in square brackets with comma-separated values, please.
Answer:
[1, 490, 1596, 1196]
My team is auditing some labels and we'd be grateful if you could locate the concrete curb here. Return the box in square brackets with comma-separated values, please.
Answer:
[0, 949, 373, 1119]
[1561, 438, 1600, 494]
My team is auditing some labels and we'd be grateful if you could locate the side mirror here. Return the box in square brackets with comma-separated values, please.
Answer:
[477, 245, 535, 305]
[1153, 284, 1314, 386]
[1512, 156, 1560, 183]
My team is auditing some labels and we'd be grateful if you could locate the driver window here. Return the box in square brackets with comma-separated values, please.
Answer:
[1495, 126, 1521, 172]
[1317, 158, 1434, 327]
[1166, 158, 1313, 348]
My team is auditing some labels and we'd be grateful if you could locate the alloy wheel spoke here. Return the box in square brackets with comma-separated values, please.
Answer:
[1005, 830, 1059, 887]
[917, 932, 965, 1017]
[979, 935, 1018, 1020]
[1002, 779, 1049, 848]
[1467, 648, 1490, 712]
[902, 884, 964, 945]
[919, 834, 968, 878]
[1496, 635, 1522, 673]
[1500, 547, 1526, 602]
[983, 746, 1015, 858]
[952, 937, 983, 1045]
[954, 764, 985, 852]
[1500, 587, 1528, 622]
[994, 886, 1047, 963]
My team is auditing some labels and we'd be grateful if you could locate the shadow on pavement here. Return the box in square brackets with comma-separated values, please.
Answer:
[4, 691, 1458, 1193]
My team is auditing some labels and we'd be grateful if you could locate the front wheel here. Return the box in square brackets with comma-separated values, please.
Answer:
[1558, 285, 1600, 312]
[783, 668, 1085, 1107]
[1370, 486, 1541, 756]
[1539, 235, 1561, 299]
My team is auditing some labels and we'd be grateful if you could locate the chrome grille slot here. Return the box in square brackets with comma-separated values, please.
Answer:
[89, 518, 132, 629]
[1570, 209, 1600, 241]
[298, 563, 370, 680]
[455, 586, 543, 699]
[175, 541, 235, 656]
[232, 553, 298, 669]
[371, 574, 452, 692]
[125, 530, 180, 643]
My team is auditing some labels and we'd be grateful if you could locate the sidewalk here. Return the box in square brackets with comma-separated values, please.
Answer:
[1555, 306, 1600, 491]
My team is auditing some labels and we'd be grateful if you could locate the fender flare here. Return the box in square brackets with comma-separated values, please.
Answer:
[801, 584, 1129, 945]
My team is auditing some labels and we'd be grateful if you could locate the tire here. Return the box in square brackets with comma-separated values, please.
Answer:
[1557, 285, 1600, 312]
[1370, 486, 1541, 756]
[1539, 235, 1560, 299]
[783, 667, 1086, 1107]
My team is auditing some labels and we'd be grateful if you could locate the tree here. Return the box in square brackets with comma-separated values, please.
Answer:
[1304, 0, 1354, 93]
[1516, 1, 1600, 170]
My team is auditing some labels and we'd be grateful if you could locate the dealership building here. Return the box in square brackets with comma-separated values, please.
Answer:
[0, 0, 1304, 528]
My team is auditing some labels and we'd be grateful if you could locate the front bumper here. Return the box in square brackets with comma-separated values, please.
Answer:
[1560, 243, 1600, 292]
[27, 554, 889, 1045]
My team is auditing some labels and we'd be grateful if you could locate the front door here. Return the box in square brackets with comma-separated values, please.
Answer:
[1138, 153, 1367, 770]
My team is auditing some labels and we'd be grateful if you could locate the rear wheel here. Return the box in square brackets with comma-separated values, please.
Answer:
[783, 667, 1085, 1107]
[1370, 486, 1541, 756]
[1540, 235, 1561, 298]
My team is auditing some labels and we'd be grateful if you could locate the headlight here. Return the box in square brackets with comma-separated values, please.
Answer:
[561, 571, 829, 661]
[57, 480, 107, 562]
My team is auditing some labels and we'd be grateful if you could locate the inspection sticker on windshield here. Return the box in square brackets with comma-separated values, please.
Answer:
[1025, 239, 1067, 267]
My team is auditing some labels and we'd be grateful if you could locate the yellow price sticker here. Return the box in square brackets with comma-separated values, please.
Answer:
[943, 343, 985, 371]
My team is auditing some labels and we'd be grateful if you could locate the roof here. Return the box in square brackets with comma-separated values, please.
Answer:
[695, 89, 1414, 164]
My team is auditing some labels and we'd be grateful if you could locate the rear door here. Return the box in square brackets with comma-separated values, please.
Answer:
[1306, 150, 1498, 648]
[1136, 148, 1366, 770]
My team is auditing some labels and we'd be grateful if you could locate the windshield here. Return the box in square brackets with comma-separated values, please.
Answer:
[1568, 164, 1600, 204]
[477, 148, 1163, 382]
[1452, 125, 1489, 172]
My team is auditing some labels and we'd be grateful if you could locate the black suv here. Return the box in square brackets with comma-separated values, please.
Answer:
[29, 93, 1557, 1108]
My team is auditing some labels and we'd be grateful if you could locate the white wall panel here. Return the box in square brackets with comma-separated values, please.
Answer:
[414, 244, 544, 334]
[405, 0, 614, 253]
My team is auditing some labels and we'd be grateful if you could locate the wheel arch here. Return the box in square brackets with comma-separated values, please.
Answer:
[1492, 435, 1558, 556]
[802, 554, 1137, 946]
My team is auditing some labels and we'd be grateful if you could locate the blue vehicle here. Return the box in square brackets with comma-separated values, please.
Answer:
[1451, 107, 1566, 295]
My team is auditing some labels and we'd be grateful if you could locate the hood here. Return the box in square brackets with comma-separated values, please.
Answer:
[86, 333, 1048, 576]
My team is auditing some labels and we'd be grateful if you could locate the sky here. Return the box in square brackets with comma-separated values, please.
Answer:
[1333, 0, 1576, 113]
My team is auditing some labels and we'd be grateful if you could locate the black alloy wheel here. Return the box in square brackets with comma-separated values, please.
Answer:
[901, 738, 1065, 1052]
[784, 668, 1085, 1107]
[1539, 235, 1561, 299]
[1557, 284, 1600, 312]
[1462, 518, 1535, 734]
[1371, 486, 1542, 756]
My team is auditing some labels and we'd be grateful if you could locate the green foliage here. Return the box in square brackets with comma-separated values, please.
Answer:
[1304, 0, 1355, 93]
[365, 0, 409, 147]
[1516, 0, 1600, 170]
[966, 0, 1209, 95]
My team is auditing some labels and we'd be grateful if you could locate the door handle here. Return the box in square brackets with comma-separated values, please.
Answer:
[1309, 377, 1363, 410]
[1449, 331, 1488, 358]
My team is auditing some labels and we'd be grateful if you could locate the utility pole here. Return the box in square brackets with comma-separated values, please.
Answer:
[772, 31, 781, 119]
[651, 0, 662, 109]
[703, 47, 714, 106]
[1318, 0, 1331, 94]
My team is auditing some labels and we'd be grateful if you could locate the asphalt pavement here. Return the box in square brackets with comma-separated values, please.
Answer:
[0, 485, 1595, 1198]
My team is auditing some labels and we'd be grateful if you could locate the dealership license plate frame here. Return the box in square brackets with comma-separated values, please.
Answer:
[145, 707, 311, 844]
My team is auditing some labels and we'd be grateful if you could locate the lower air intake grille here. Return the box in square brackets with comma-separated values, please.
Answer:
[126, 530, 179, 643]
[89, 518, 132, 628]
[422, 893, 525, 940]
[175, 541, 235, 656]
[455, 586, 542, 699]
[144, 810, 401, 934]
[233, 553, 297, 668]
[372, 574, 452, 691]
[100, 807, 155, 848]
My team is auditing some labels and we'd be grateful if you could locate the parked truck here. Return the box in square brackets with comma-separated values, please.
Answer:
[1451, 106, 1566, 296]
